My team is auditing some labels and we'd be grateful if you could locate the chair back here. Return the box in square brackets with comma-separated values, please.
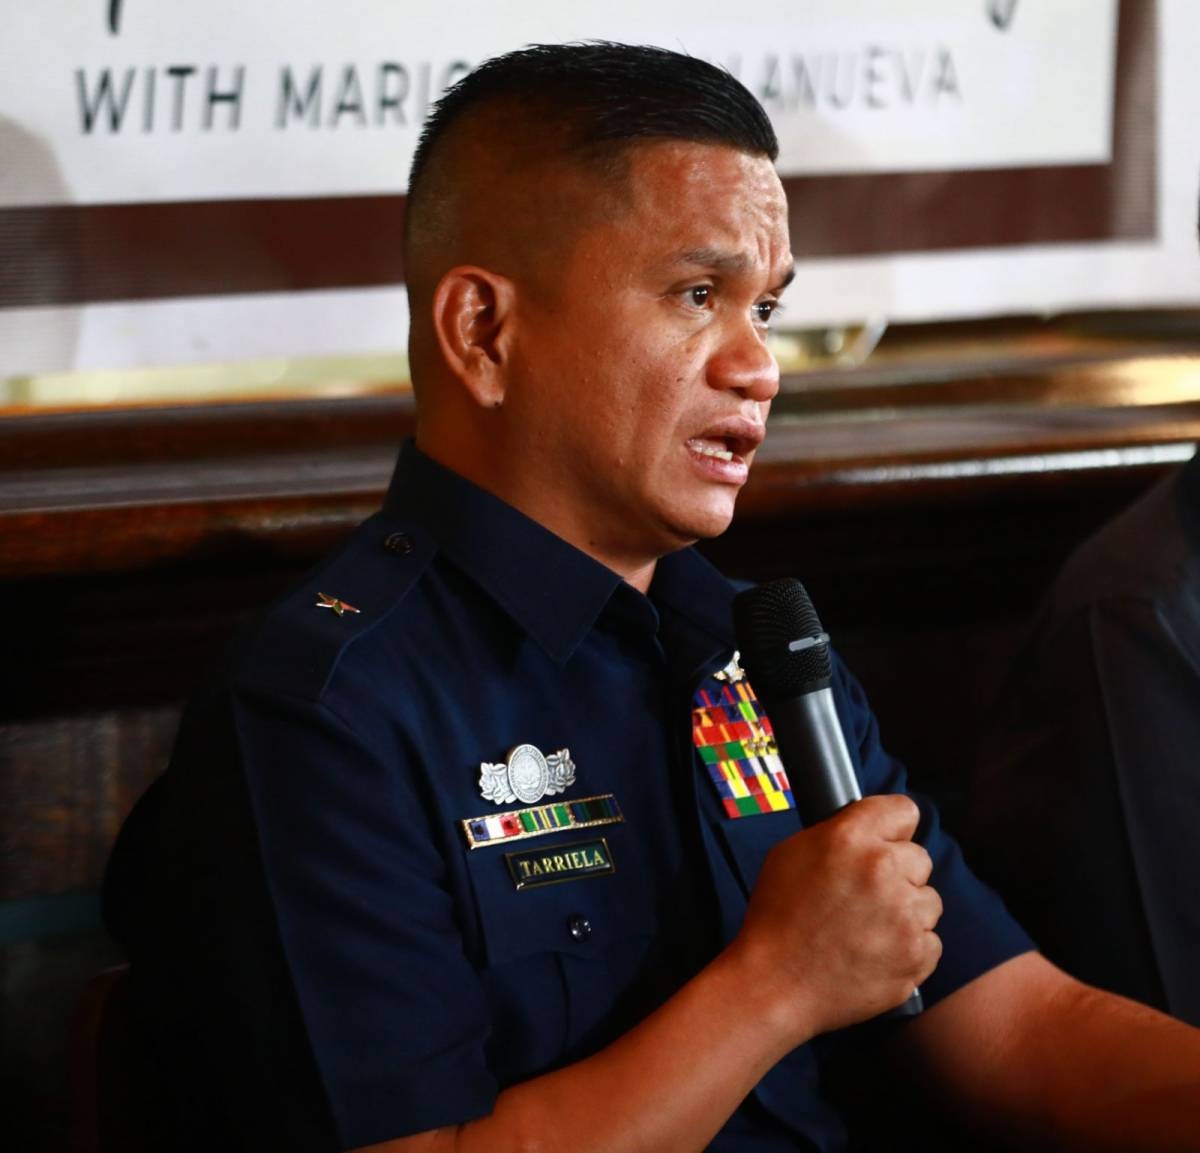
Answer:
[70, 964, 173, 1153]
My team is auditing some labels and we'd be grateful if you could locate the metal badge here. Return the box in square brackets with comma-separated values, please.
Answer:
[712, 651, 746, 683]
[315, 591, 360, 616]
[479, 744, 576, 805]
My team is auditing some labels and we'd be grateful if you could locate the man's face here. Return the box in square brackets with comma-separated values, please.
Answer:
[503, 140, 793, 572]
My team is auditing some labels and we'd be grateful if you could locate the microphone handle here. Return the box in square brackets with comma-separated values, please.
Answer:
[768, 688, 924, 1018]
[772, 688, 862, 815]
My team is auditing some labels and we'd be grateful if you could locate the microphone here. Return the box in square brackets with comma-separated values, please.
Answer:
[732, 577, 923, 1018]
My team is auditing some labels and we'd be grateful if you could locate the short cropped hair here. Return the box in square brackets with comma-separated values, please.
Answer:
[406, 41, 779, 229]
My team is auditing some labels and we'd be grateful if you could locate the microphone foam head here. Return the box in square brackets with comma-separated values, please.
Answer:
[732, 578, 832, 699]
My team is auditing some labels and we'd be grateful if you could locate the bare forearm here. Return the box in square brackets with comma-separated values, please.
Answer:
[464, 946, 795, 1153]
[907, 954, 1200, 1152]
[1022, 981, 1200, 1152]
[358, 942, 801, 1153]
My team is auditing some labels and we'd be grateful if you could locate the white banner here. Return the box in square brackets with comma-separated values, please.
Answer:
[0, 0, 1115, 207]
[6, 0, 1197, 382]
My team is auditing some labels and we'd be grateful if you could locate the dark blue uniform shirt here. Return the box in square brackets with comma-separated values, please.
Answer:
[105, 441, 1032, 1152]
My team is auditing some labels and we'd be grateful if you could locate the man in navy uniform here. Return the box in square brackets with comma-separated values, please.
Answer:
[105, 42, 1200, 1153]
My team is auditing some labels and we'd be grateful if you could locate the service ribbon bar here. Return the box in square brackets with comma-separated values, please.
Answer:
[693, 680, 796, 819]
[462, 793, 623, 849]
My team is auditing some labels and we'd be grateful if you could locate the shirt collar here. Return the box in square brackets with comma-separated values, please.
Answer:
[384, 441, 622, 663]
[383, 440, 738, 666]
[650, 547, 738, 652]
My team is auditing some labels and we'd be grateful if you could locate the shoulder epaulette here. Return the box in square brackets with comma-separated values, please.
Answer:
[236, 511, 436, 703]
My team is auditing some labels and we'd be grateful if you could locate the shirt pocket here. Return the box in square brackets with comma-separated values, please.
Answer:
[463, 820, 660, 1074]
[463, 818, 657, 967]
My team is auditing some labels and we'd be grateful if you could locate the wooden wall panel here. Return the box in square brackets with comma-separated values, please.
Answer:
[0, 709, 179, 903]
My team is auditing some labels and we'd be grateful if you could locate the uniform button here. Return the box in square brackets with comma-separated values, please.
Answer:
[567, 914, 592, 942]
[382, 531, 414, 556]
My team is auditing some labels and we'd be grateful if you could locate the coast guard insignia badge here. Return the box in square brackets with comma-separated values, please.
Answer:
[315, 591, 360, 616]
[712, 651, 746, 683]
[479, 744, 576, 805]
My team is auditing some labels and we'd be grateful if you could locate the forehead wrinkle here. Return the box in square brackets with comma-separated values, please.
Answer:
[672, 248, 754, 274]
[667, 249, 796, 292]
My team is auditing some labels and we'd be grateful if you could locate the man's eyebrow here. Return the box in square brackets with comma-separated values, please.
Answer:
[673, 247, 752, 273]
[672, 248, 796, 291]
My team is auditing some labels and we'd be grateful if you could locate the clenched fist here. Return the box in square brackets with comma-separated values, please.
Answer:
[732, 794, 943, 1043]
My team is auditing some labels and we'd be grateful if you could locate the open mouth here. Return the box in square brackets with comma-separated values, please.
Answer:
[687, 437, 737, 463]
[686, 423, 763, 463]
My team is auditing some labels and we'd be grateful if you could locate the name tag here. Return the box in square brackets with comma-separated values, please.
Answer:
[504, 837, 615, 891]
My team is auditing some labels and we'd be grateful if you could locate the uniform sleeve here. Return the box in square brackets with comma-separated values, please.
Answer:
[830, 653, 1034, 1008]
[229, 681, 497, 1148]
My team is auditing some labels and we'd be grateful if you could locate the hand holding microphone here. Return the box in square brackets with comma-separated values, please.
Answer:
[730, 578, 938, 1036]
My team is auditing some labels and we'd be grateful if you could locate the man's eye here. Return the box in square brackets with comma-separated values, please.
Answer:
[753, 300, 778, 325]
[687, 285, 712, 308]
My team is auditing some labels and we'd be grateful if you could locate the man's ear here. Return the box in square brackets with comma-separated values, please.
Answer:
[430, 266, 516, 409]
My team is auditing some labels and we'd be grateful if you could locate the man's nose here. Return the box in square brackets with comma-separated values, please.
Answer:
[709, 321, 780, 403]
